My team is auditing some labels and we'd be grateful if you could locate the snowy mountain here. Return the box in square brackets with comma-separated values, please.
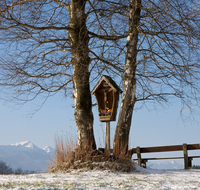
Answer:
[0, 141, 184, 172]
[0, 141, 55, 171]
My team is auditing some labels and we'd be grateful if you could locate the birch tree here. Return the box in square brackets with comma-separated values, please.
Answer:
[112, 0, 200, 156]
[83, 0, 200, 156]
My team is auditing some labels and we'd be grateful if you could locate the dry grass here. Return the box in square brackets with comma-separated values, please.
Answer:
[48, 134, 134, 173]
[48, 134, 77, 172]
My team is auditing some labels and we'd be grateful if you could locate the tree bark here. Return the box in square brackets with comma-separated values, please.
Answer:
[68, 0, 96, 150]
[113, 0, 141, 156]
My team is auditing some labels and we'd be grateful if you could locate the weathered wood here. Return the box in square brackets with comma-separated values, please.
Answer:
[91, 75, 122, 122]
[183, 143, 189, 169]
[100, 143, 200, 169]
[105, 121, 110, 154]
[134, 156, 200, 161]
[132, 143, 200, 169]
[133, 156, 185, 161]
[136, 146, 142, 167]
[188, 157, 193, 168]
[142, 159, 148, 168]
[131, 144, 200, 154]
[99, 116, 112, 122]
[189, 156, 200, 159]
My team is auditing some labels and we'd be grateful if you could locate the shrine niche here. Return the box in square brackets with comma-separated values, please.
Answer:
[91, 75, 122, 122]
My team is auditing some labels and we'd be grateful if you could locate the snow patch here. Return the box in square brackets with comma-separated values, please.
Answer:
[43, 146, 55, 155]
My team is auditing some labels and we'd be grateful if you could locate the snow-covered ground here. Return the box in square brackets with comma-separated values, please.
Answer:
[1, 163, 200, 190]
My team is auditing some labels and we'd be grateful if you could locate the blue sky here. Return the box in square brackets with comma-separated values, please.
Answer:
[1, 90, 200, 166]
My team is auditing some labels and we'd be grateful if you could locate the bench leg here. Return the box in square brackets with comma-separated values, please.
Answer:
[142, 159, 148, 168]
[136, 146, 142, 166]
[188, 157, 193, 169]
[183, 143, 189, 169]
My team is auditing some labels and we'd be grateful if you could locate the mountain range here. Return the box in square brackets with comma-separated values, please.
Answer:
[146, 160, 183, 169]
[0, 141, 55, 172]
[0, 141, 185, 172]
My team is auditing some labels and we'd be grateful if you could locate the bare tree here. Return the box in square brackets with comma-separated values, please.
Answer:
[15, 167, 23, 174]
[1, 0, 200, 159]
[0, 0, 96, 150]
[0, 161, 13, 174]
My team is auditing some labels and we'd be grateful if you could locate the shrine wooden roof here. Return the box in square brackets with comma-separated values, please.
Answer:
[91, 75, 122, 94]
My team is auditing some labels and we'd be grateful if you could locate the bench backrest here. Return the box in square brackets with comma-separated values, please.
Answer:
[130, 143, 200, 169]
[130, 143, 200, 154]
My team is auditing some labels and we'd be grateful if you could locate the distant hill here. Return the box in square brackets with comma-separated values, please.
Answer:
[0, 141, 55, 172]
[146, 160, 183, 169]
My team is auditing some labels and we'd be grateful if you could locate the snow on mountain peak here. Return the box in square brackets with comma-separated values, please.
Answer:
[43, 146, 50, 153]
[11, 141, 35, 149]
[43, 146, 55, 155]
[10, 141, 42, 152]
[11, 141, 32, 148]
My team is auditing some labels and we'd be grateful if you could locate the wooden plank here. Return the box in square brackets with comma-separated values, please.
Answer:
[133, 156, 200, 161]
[133, 156, 184, 161]
[189, 156, 200, 158]
[131, 144, 200, 154]
[187, 144, 200, 150]
[141, 145, 183, 153]
[99, 116, 112, 122]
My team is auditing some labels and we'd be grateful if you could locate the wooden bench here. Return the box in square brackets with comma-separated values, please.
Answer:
[130, 143, 200, 169]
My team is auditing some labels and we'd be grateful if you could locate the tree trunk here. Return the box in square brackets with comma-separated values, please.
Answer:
[68, 0, 96, 150]
[113, 0, 141, 157]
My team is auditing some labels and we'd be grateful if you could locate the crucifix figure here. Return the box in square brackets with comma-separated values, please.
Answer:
[103, 90, 108, 111]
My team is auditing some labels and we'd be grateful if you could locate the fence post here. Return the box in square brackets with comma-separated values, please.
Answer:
[183, 143, 189, 169]
[136, 146, 142, 166]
